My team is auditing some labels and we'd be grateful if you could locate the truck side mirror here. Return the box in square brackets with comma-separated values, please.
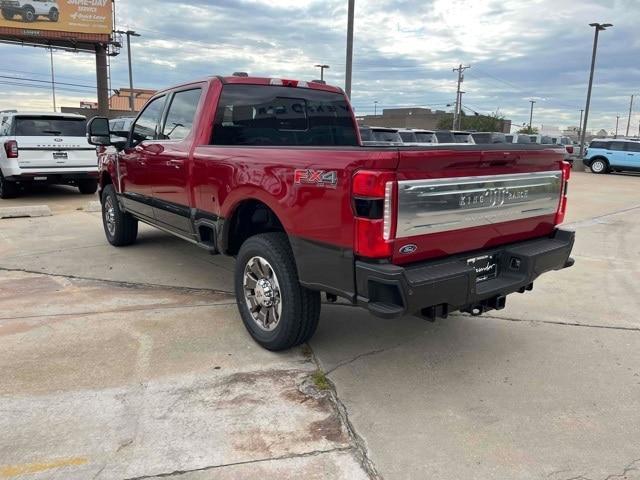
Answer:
[87, 117, 112, 146]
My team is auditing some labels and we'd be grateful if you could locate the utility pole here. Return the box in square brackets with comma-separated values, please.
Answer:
[49, 47, 56, 112]
[625, 94, 634, 137]
[615, 115, 619, 138]
[528, 100, 536, 132]
[373, 101, 379, 115]
[314, 64, 330, 82]
[579, 22, 612, 163]
[95, 44, 109, 116]
[345, 0, 355, 98]
[452, 64, 470, 130]
[116, 30, 141, 112]
[577, 109, 584, 139]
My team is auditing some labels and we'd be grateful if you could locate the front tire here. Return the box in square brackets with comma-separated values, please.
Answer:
[0, 173, 19, 199]
[590, 158, 609, 174]
[101, 185, 138, 246]
[78, 179, 98, 195]
[235, 233, 321, 351]
[48, 8, 58, 21]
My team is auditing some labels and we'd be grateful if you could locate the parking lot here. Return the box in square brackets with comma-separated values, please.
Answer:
[1, 170, 639, 480]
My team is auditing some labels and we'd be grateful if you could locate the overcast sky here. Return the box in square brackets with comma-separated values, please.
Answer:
[1, 0, 638, 133]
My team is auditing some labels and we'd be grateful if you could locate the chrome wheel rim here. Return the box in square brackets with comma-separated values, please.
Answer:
[592, 160, 604, 172]
[104, 196, 116, 236]
[243, 256, 282, 331]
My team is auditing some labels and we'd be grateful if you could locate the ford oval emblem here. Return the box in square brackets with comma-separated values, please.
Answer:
[399, 244, 417, 255]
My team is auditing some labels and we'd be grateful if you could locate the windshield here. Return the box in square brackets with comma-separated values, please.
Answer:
[373, 130, 401, 143]
[435, 131, 455, 143]
[399, 132, 417, 143]
[15, 117, 86, 137]
[415, 132, 434, 143]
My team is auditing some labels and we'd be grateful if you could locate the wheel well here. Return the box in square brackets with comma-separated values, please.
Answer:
[226, 200, 285, 255]
[591, 156, 609, 164]
[99, 172, 113, 202]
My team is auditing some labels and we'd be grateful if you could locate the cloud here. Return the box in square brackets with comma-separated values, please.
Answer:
[0, 0, 637, 133]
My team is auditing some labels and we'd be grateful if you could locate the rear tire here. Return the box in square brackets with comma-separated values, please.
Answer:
[235, 233, 321, 351]
[101, 184, 138, 246]
[22, 7, 35, 22]
[78, 179, 98, 195]
[590, 158, 609, 174]
[2, 10, 15, 20]
[0, 173, 19, 199]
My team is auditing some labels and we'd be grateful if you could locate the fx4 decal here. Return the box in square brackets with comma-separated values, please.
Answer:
[294, 169, 338, 188]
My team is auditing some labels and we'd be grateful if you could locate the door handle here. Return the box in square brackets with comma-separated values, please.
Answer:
[166, 159, 183, 168]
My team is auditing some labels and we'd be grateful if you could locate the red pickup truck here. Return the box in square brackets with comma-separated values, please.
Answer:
[87, 75, 574, 350]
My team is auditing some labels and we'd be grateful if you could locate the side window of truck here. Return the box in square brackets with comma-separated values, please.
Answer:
[211, 85, 358, 147]
[131, 95, 166, 145]
[161, 88, 202, 141]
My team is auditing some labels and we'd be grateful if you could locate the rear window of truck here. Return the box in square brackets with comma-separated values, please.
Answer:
[14, 117, 86, 137]
[211, 85, 358, 146]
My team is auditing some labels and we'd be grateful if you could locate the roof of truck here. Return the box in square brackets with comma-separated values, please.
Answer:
[154, 75, 345, 96]
[0, 112, 86, 119]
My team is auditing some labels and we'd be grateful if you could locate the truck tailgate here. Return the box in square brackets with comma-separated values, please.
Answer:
[392, 146, 565, 265]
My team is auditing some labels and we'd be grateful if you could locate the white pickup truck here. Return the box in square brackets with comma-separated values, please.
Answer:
[0, 0, 59, 22]
[0, 112, 98, 199]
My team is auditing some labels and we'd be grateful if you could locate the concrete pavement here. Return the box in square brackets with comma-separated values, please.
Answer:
[1, 170, 639, 479]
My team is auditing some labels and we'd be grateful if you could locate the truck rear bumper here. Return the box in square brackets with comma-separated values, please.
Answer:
[355, 228, 575, 319]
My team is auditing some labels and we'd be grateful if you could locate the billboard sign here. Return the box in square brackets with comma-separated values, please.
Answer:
[0, 0, 112, 36]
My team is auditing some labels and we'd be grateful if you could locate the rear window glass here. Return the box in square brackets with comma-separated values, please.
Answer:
[373, 130, 401, 142]
[435, 131, 455, 143]
[589, 141, 609, 149]
[472, 133, 492, 144]
[453, 132, 471, 143]
[399, 132, 417, 142]
[415, 132, 434, 143]
[15, 117, 86, 137]
[359, 128, 373, 141]
[212, 85, 358, 146]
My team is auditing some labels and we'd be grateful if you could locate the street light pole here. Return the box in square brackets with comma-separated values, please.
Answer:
[577, 109, 584, 139]
[374, 100, 378, 116]
[314, 64, 330, 82]
[615, 115, 619, 138]
[579, 22, 612, 162]
[116, 30, 141, 112]
[49, 47, 57, 112]
[625, 94, 634, 137]
[528, 100, 536, 131]
[345, 0, 355, 98]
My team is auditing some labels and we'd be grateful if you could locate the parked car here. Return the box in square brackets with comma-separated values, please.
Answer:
[451, 131, 473, 143]
[471, 132, 507, 144]
[87, 74, 574, 351]
[505, 133, 532, 144]
[583, 138, 640, 174]
[109, 117, 135, 134]
[0, 112, 98, 198]
[397, 128, 436, 145]
[0, 0, 59, 22]
[359, 126, 403, 146]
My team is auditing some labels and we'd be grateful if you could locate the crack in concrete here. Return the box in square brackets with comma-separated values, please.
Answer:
[121, 446, 354, 480]
[0, 266, 235, 296]
[305, 345, 382, 480]
[556, 458, 640, 480]
[482, 314, 640, 333]
[563, 204, 640, 229]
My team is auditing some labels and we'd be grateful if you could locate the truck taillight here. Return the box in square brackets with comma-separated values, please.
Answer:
[352, 170, 396, 258]
[4, 140, 18, 159]
[566, 145, 574, 154]
[555, 161, 571, 225]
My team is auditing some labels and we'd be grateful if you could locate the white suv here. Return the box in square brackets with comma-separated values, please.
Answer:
[0, 0, 60, 22]
[0, 112, 98, 199]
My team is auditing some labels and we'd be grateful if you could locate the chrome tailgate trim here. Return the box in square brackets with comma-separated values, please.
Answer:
[396, 171, 562, 238]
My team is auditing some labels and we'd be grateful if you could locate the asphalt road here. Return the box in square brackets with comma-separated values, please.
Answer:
[0, 170, 639, 479]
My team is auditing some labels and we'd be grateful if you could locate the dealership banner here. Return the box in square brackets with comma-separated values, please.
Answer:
[0, 0, 113, 35]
